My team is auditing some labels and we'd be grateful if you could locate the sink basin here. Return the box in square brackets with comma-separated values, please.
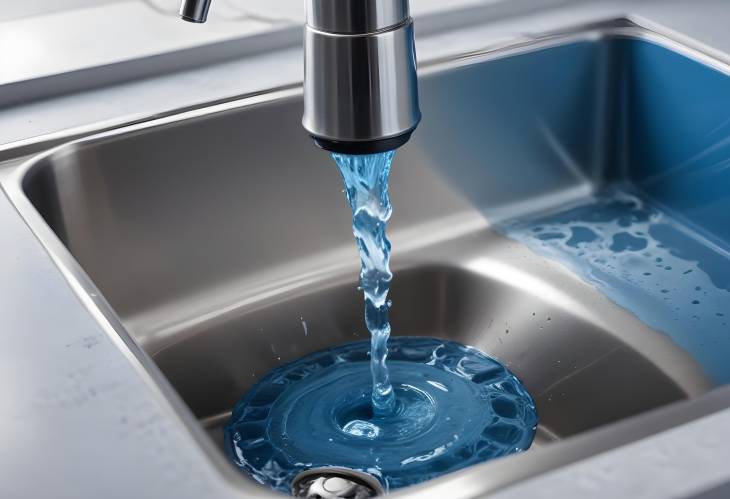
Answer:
[6, 19, 730, 498]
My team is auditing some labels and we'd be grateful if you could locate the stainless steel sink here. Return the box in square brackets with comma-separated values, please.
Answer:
[5, 19, 730, 498]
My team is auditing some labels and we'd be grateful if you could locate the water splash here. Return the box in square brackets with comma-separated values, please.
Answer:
[332, 151, 396, 416]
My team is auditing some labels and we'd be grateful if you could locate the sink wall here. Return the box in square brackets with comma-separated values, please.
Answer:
[622, 39, 730, 245]
[22, 34, 611, 337]
[24, 31, 730, 350]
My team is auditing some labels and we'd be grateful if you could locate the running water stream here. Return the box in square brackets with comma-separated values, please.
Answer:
[332, 151, 396, 416]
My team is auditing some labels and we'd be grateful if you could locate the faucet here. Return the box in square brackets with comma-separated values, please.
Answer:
[179, 0, 421, 154]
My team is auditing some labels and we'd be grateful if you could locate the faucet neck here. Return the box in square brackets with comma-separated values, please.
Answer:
[306, 0, 409, 34]
[178, 0, 420, 154]
[303, 0, 420, 154]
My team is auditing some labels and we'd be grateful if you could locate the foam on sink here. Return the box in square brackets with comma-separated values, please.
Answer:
[500, 186, 730, 383]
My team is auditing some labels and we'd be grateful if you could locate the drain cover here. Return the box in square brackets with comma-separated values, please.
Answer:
[291, 467, 384, 498]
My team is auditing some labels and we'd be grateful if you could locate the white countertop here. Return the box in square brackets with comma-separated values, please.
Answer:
[1, 1, 730, 498]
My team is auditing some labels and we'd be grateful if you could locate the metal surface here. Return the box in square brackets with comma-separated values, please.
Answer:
[292, 468, 384, 498]
[302, 17, 420, 153]
[179, 0, 211, 23]
[177, 0, 420, 153]
[306, 0, 409, 33]
[4, 20, 730, 499]
[302, 0, 420, 153]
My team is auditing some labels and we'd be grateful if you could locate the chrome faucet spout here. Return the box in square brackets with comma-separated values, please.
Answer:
[303, 0, 421, 154]
[180, 0, 211, 23]
[178, 0, 421, 153]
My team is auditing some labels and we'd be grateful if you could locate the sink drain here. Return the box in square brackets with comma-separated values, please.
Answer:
[291, 467, 384, 498]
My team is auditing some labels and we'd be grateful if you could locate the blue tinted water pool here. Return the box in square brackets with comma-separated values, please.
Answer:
[225, 337, 537, 492]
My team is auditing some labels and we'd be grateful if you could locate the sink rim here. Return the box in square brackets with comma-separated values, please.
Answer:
[3, 17, 730, 499]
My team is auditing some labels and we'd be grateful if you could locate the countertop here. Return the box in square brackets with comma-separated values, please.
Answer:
[2, 1, 730, 498]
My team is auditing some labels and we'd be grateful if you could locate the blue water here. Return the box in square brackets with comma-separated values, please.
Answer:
[225, 337, 537, 491]
[332, 151, 397, 416]
[224, 152, 537, 492]
[501, 185, 730, 383]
